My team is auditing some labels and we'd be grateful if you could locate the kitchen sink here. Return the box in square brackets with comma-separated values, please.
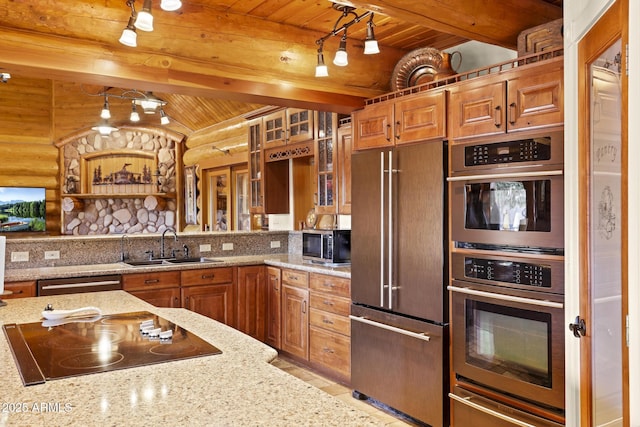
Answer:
[164, 257, 223, 264]
[124, 257, 223, 267]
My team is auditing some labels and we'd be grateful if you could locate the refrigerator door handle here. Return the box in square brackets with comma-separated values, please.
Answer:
[379, 151, 385, 307]
[387, 150, 393, 310]
[349, 315, 431, 342]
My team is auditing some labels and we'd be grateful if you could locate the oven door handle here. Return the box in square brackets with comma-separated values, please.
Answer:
[446, 169, 563, 182]
[447, 285, 564, 309]
[349, 315, 431, 342]
[448, 393, 537, 427]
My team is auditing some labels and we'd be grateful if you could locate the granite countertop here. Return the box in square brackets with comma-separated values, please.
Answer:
[4, 254, 351, 283]
[0, 291, 379, 426]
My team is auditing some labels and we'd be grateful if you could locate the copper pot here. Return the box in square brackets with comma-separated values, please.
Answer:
[390, 47, 462, 91]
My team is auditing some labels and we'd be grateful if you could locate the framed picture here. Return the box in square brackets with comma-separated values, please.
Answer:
[184, 166, 197, 225]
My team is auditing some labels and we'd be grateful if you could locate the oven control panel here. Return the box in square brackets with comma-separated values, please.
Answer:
[465, 137, 552, 166]
[464, 257, 551, 288]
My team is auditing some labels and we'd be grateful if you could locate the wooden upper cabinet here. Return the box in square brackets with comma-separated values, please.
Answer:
[263, 108, 313, 148]
[248, 117, 264, 214]
[352, 91, 447, 151]
[506, 67, 563, 132]
[315, 111, 338, 215]
[449, 81, 507, 139]
[448, 64, 564, 140]
[336, 123, 352, 215]
[352, 102, 394, 150]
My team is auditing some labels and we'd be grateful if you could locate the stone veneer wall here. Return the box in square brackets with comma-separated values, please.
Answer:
[61, 129, 179, 235]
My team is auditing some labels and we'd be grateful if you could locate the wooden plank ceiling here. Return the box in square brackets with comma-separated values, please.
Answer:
[0, 0, 562, 143]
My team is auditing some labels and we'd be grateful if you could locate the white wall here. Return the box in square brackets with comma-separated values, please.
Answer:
[445, 40, 516, 73]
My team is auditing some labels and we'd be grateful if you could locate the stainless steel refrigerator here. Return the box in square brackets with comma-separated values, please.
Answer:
[350, 141, 448, 427]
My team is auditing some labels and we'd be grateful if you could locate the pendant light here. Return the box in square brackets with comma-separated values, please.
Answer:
[333, 32, 348, 67]
[160, 0, 182, 11]
[130, 102, 141, 122]
[119, 15, 138, 47]
[364, 14, 380, 55]
[315, 43, 329, 77]
[100, 95, 111, 120]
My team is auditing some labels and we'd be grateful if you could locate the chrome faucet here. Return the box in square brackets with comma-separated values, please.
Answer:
[160, 227, 178, 259]
[120, 234, 129, 262]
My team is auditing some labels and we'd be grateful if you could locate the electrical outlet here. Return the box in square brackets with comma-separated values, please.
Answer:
[270, 241, 281, 249]
[199, 244, 212, 253]
[222, 243, 234, 251]
[11, 251, 29, 262]
[45, 250, 60, 260]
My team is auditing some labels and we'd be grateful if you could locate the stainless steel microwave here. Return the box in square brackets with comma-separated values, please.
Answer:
[302, 229, 351, 264]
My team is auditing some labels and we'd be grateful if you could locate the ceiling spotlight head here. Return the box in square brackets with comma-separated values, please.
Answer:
[100, 96, 111, 120]
[134, 0, 154, 32]
[160, 0, 182, 11]
[160, 108, 170, 125]
[130, 103, 141, 122]
[333, 33, 348, 67]
[119, 15, 138, 47]
[364, 15, 380, 55]
[315, 43, 328, 77]
[135, 91, 166, 114]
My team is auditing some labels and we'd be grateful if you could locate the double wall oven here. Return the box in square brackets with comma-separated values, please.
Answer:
[448, 130, 566, 426]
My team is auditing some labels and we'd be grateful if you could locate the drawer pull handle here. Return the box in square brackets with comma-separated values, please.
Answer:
[322, 347, 335, 354]
[322, 318, 334, 325]
[448, 393, 536, 427]
[323, 283, 335, 288]
[144, 279, 160, 284]
[201, 274, 214, 279]
[323, 300, 334, 306]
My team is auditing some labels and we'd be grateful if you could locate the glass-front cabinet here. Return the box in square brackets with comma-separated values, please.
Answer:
[263, 108, 313, 148]
[249, 118, 264, 213]
[233, 168, 250, 230]
[315, 111, 336, 214]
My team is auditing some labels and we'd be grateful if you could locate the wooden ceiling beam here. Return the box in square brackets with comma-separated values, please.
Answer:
[343, 0, 562, 49]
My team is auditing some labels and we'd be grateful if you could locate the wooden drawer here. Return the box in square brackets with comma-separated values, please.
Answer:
[309, 292, 350, 317]
[281, 268, 308, 288]
[122, 271, 180, 291]
[309, 273, 350, 298]
[309, 326, 350, 379]
[2, 281, 36, 299]
[181, 267, 233, 286]
[309, 308, 350, 336]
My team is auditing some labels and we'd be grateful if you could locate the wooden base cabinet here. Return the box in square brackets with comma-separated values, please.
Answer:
[281, 269, 309, 360]
[181, 267, 235, 327]
[181, 283, 235, 326]
[236, 265, 266, 341]
[265, 266, 282, 348]
[2, 281, 36, 299]
[123, 271, 181, 308]
[308, 273, 351, 381]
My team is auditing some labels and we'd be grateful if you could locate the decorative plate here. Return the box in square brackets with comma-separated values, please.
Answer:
[305, 209, 318, 229]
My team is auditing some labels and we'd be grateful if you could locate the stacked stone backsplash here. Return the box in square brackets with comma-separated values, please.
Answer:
[61, 129, 179, 235]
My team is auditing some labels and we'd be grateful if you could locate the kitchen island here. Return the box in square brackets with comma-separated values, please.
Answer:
[0, 291, 379, 426]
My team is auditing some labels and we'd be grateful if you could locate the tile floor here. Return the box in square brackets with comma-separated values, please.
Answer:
[271, 356, 421, 426]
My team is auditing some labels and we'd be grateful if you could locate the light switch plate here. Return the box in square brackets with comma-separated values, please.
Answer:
[222, 243, 234, 251]
[199, 244, 212, 252]
[11, 251, 29, 262]
[270, 241, 281, 248]
[45, 250, 60, 260]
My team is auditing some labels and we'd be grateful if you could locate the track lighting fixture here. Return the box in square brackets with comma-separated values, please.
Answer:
[120, 0, 182, 46]
[87, 87, 169, 128]
[314, 4, 379, 77]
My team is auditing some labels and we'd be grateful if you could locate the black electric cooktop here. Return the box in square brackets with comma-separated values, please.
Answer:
[3, 311, 222, 386]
